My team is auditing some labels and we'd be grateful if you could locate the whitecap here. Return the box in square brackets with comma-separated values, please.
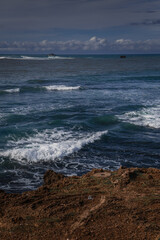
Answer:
[3, 88, 20, 93]
[0, 129, 108, 163]
[44, 85, 81, 91]
[0, 56, 20, 60]
[21, 56, 46, 60]
[118, 105, 160, 128]
[0, 55, 74, 60]
[48, 56, 74, 60]
[21, 56, 74, 60]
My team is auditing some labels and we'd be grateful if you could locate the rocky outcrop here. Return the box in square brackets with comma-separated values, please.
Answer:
[0, 167, 159, 240]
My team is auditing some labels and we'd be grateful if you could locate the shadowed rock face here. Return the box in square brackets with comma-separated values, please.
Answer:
[0, 167, 160, 240]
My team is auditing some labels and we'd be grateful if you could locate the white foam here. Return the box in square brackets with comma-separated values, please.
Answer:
[21, 56, 46, 60]
[0, 129, 108, 163]
[0, 56, 20, 60]
[0, 56, 40, 60]
[48, 56, 74, 60]
[4, 88, 20, 93]
[0, 56, 74, 60]
[44, 85, 81, 91]
[21, 56, 74, 60]
[118, 106, 160, 128]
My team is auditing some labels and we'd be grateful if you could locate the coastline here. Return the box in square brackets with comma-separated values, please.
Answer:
[0, 167, 160, 240]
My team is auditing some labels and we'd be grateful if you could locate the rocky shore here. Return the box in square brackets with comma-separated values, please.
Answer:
[0, 167, 160, 240]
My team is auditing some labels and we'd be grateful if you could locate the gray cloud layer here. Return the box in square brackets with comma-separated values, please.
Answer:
[0, 37, 160, 53]
[0, 0, 159, 31]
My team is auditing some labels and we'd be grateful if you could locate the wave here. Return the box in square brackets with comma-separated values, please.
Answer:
[0, 57, 8, 60]
[21, 56, 74, 60]
[0, 55, 74, 61]
[1, 88, 20, 93]
[0, 56, 20, 60]
[21, 56, 54, 60]
[118, 105, 160, 129]
[44, 85, 81, 91]
[0, 56, 44, 60]
[21, 56, 49, 60]
[0, 85, 81, 95]
[48, 56, 74, 60]
[0, 129, 108, 163]
[21, 85, 81, 92]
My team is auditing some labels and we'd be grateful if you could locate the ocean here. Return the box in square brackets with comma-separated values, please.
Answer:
[0, 54, 160, 192]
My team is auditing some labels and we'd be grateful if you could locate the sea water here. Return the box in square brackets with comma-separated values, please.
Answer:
[0, 54, 160, 192]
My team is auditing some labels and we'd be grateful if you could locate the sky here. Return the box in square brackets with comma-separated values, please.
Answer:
[0, 0, 160, 54]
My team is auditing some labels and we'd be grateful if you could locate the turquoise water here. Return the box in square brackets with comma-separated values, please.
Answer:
[0, 54, 160, 192]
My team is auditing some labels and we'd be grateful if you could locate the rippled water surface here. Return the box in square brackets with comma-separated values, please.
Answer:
[0, 54, 160, 192]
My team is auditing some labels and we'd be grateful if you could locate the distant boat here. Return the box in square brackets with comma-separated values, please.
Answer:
[48, 53, 56, 57]
[120, 55, 126, 58]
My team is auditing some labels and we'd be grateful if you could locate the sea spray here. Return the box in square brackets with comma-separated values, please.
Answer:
[0, 129, 108, 163]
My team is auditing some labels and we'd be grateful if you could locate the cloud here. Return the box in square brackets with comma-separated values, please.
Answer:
[131, 19, 160, 25]
[0, 37, 107, 52]
[0, 0, 159, 45]
[113, 38, 160, 51]
[0, 37, 160, 53]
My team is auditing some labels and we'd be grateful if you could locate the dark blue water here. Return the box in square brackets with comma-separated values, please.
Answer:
[0, 54, 160, 192]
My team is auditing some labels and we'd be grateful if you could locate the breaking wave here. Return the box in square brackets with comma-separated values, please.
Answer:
[0, 56, 20, 60]
[1, 88, 20, 93]
[118, 105, 160, 129]
[0, 85, 82, 94]
[21, 56, 74, 60]
[47, 56, 74, 60]
[0, 56, 74, 60]
[0, 57, 8, 60]
[0, 129, 108, 163]
[21, 56, 45, 60]
[44, 85, 81, 91]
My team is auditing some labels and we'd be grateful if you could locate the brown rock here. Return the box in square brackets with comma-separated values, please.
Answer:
[43, 170, 65, 185]
[0, 167, 159, 240]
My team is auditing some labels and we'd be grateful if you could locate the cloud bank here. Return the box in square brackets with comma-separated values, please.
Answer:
[0, 37, 160, 53]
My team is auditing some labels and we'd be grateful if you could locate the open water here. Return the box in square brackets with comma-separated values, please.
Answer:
[0, 54, 160, 192]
